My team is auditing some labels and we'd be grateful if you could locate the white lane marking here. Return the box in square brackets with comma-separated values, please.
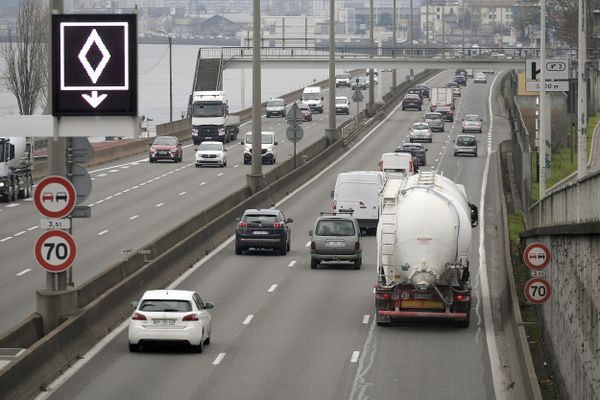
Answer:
[155, 202, 164, 207]
[233, 164, 240, 168]
[27, 226, 37, 231]
[146, 179, 154, 183]
[120, 166, 129, 169]
[217, 173, 224, 177]
[350, 351, 360, 363]
[123, 189, 131, 193]
[305, 241, 311, 247]
[132, 185, 139, 189]
[268, 284, 278, 293]
[96, 200, 104, 204]
[178, 191, 186, 196]
[6, 203, 19, 208]
[288, 260, 296, 268]
[16, 268, 31, 276]
[96, 173, 107, 177]
[89, 158, 146, 174]
[114, 192, 122, 196]
[174, 168, 181, 172]
[14, 230, 26, 237]
[139, 182, 146, 186]
[97, 230, 109, 236]
[109, 169, 119, 173]
[243, 315, 254, 325]
[105, 196, 113, 200]
[372, 288, 375, 294]
[212, 353, 226, 365]
[24, 198, 33, 202]
[362, 314, 370, 324]
[129, 215, 139, 220]
[200, 182, 206, 186]
[0, 237, 12, 242]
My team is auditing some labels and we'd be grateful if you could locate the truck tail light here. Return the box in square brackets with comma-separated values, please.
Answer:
[273, 223, 283, 228]
[310, 241, 316, 250]
[132, 312, 147, 321]
[182, 313, 199, 321]
[376, 292, 391, 300]
[238, 221, 248, 227]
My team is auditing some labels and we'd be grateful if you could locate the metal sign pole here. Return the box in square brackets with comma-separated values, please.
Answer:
[577, 0, 588, 179]
[294, 141, 297, 169]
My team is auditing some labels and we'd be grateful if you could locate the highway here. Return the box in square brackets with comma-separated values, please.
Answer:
[0, 70, 406, 333]
[35, 70, 524, 400]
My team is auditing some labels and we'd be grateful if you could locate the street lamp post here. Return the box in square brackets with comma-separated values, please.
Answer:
[168, 35, 172, 122]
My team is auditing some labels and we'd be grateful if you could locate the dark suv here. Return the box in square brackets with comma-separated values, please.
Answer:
[235, 209, 293, 255]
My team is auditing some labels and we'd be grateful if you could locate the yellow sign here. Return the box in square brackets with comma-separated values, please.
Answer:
[518, 70, 540, 96]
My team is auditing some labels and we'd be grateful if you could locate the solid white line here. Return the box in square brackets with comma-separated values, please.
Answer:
[139, 183, 146, 186]
[132, 185, 139, 189]
[129, 215, 139, 220]
[288, 260, 296, 267]
[362, 314, 370, 324]
[350, 351, 360, 363]
[305, 241, 311, 247]
[243, 315, 254, 325]
[96, 200, 104, 204]
[14, 230, 26, 237]
[114, 192, 122, 196]
[212, 353, 226, 365]
[27, 226, 37, 231]
[217, 173, 224, 177]
[98, 230, 109, 236]
[105, 196, 113, 200]
[178, 191, 186, 196]
[123, 189, 131, 193]
[1, 237, 13, 243]
[268, 284, 277, 293]
[16, 268, 31, 276]
[155, 202, 164, 207]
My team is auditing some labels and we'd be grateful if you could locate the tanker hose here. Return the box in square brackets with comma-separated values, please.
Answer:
[433, 284, 452, 306]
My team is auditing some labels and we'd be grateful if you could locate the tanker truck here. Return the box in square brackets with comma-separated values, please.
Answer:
[375, 171, 478, 327]
[0, 137, 33, 202]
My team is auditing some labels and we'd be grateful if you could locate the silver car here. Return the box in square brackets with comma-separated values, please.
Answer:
[423, 112, 445, 132]
[408, 122, 432, 143]
[453, 135, 478, 157]
[309, 214, 362, 269]
[462, 114, 483, 133]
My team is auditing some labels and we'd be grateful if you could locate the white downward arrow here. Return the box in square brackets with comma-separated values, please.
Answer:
[82, 91, 108, 108]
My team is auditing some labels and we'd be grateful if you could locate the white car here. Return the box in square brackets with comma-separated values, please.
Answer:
[408, 122, 432, 143]
[335, 96, 350, 115]
[195, 141, 227, 167]
[462, 114, 483, 133]
[128, 289, 213, 353]
[474, 73, 487, 83]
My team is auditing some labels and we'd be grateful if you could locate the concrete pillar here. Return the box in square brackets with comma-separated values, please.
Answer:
[36, 289, 77, 335]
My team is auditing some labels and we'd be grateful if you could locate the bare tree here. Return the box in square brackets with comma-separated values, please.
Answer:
[0, 0, 48, 115]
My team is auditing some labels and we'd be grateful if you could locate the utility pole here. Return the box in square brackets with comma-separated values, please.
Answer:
[462, 0, 465, 57]
[442, 4, 445, 57]
[426, 0, 430, 46]
[392, 0, 396, 90]
[248, 0, 262, 193]
[368, 0, 375, 116]
[577, 0, 588, 179]
[168, 35, 172, 122]
[326, 0, 337, 143]
[539, 0, 548, 199]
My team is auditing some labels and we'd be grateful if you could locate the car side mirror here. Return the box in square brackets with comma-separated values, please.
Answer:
[452, 139, 456, 143]
[309, 230, 313, 236]
[274, 141, 278, 146]
[469, 203, 479, 227]
[194, 148, 198, 152]
[131, 300, 139, 309]
[330, 190, 334, 199]
[204, 302, 214, 309]
[286, 218, 293, 223]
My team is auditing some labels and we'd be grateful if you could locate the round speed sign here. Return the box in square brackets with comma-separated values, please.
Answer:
[524, 277, 551, 305]
[34, 230, 77, 273]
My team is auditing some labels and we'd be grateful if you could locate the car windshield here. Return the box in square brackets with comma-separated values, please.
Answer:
[413, 124, 429, 130]
[447, 82, 458, 87]
[425, 114, 441, 120]
[457, 136, 476, 146]
[336, 98, 347, 105]
[245, 134, 274, 145]
[153, 137, 176, 146]
[316, 220, 355, 236]
[303, 93, 321, 101]
[140, 300, 192, 312]
[192, 102, 225, 117]
[402, 145, 421, 151]
[465, 115, 480, 121]
[198, 143, 222, 151]
[405, 94, 419, 99]
[244, 214, 278, 224]
[267, 99, 284, 107]
[437, 107, 451, 112]
[336, 75, 349, 79]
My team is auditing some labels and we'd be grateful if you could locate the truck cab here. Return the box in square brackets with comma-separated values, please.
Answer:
[191, 91, 240, 145]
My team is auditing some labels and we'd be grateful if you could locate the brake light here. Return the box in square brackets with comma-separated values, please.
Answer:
[132, 312, 147, 321]
[378, 160, 384, 171]
[238, 221, 248, 227]
[182, 313, 199, 321]
[311, 241, 316, 250]
[455, 294, 470, 301]
[376, 292, 391, 300]
[409, 160, 413, 172]
[273, 223, 283, 228]
[354, 241, 360, 251]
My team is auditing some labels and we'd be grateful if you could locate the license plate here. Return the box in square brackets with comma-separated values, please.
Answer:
[401, 300, 444, 309]
[253, 231, 268, 235]
[412, 293, 432, 299]
[158, 151, 168, 155]
[326, 241, 345, 247]
[152, 319, 175, 325]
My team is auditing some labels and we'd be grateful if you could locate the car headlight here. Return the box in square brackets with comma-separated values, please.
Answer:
[192, 128, 198, 135]
[218, 127, 225, 135]
[0, 182, 4, 187]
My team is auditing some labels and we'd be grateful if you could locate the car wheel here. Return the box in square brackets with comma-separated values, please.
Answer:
[191, 336, 204, 353]
[129, 343, 140, 352]
[474, 152, 478, 157]
[204, 335, 211, 345]
[454, 152, 458, 156]
[235, 241, 243, 255]
[149, 157, 155, 163]
[429, 139, 432, 143]
[456, 313, 471, 328]
[354, 258, 362, 270]
[195, 164, 201, 168]
[272, 157, 276, 164]
[310, 259, 319, 269]
[286, 240, 291, 252]
[279, 245, 287, 256]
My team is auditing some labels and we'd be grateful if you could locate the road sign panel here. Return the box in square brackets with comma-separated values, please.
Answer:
[71, 165, 92, 205]
[524, 277, 551, 304]
[523, 242, 551, 270]
[351, 90, 364, 103]
[40, 218, 71, 230]
[71, 205, 92, 218]
[52, 14, 137, 116]
[34, 230, 77, 273]
[71, 137, 95, 163]
[525, 59, 569, 81]
[34, 176, 76, 219]
[525, 81, 569, 92]
[286, 102, 304, 124]
[286, 125, 304, 143]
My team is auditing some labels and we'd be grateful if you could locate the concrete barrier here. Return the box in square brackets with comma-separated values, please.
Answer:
[0, 314, 42, 349]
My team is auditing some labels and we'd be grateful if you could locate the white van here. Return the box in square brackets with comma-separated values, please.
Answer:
[331, 171, 386, 231]
[302, 86, 324, 113]
[241, 131, 277, 164]
[378, 152, 415, 176]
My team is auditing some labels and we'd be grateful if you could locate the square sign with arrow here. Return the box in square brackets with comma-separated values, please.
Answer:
[52, 14, 138, 116]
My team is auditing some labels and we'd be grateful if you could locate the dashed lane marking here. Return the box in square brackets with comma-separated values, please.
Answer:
[362, 314, 370, 324]
[14, 231, 26, 237]
[0, 237, 12, 242]
[16, 268, 31, 276]
[155, 203, 164, 207]
[288, 260, 296, 267]
[178, 192, 186, 196]
[305, 241, 311, 247]
[129, 215, 139, 220]
[268, 284, 278, 293]
[27, 226, 37, 231]
[243, 315, 254, 325]
[350, 351, 360, 363]
[98, 230, 109, 236]
[212, 353, 226, 365]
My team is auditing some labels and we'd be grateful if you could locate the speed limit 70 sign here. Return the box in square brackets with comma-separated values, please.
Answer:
[34, 230, 77, 273]
[524, 277, 551, 305]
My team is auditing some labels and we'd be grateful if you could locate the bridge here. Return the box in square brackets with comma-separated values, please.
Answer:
[198, 46, 583, 71]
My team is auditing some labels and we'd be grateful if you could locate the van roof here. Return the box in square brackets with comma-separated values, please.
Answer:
[303, 87, 321, 92]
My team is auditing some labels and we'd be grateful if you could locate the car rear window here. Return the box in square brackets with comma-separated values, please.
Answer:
[425, 114, 441, 120]
[457, 137, 476, 146]
[413, 123, 429, 130]
[140, 300, 192, 312]
[316, 220, 355, 236]
[244, 214, 278, 224]
[153, 137, 176, 145]
[465, 115, 480, 121]
[267, 100, 284, 107]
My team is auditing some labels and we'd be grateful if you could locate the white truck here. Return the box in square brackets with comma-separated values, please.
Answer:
[429, 87, 455, 112]
[191, 91, 240, 145]
[375, 171, 478, 327]
[0, 137, 33, 202]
